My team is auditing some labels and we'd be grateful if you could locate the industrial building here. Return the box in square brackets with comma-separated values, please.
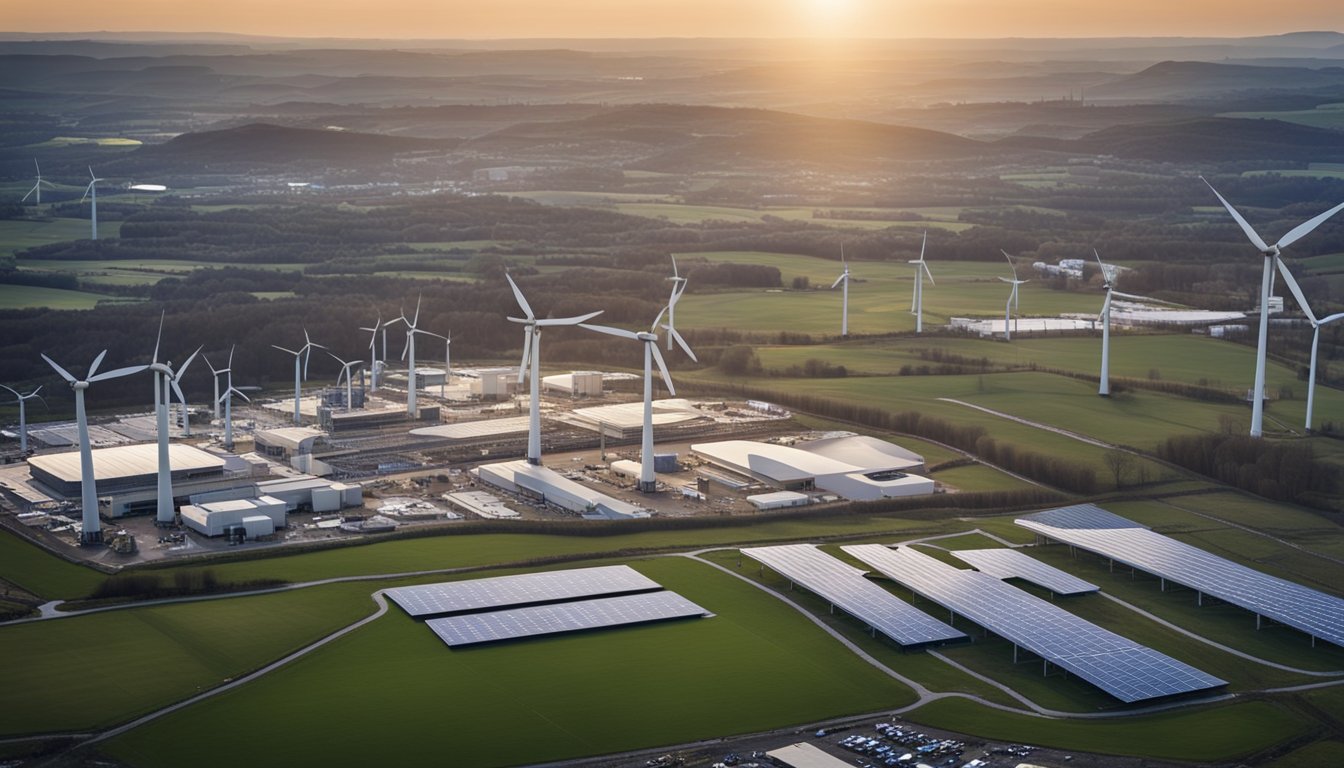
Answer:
[563, 398, 710, 439]
[180, 496, 287, 538]
[541, 371, 604, 397]
[253, 427, 325, 460]
[473, 460, 649, 519]
[189, 476, 362, 513]
[691, 436, 934, 501]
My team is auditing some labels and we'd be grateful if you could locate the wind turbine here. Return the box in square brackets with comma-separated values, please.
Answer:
[1274, 258, 1344, 432]
[150, 342, 200, 524]
[81, 167, 104, 241]
[272, 328, 326, 426]
[831, 244, 852, 338]
[506, 273, 602, 465]
[218, 381, 250, 450]
[422, 331, 452, 397]
[41, 351, 145, 543]
[1203, 177, 1344, 437]
[909, 232, 934, 333]
[999, 250, 1028, 341]
[1095, 250, 1116, 397]
[664, 255, 688, 351]
[327, 352, 364, 412]
[21, 159, 54, 206]
[0, 384, 44, 454]
[399, 296, 435, 417]
[359, 314, 382, 390]
[166, 351, 201, 437]
[581, 307, 695, 493]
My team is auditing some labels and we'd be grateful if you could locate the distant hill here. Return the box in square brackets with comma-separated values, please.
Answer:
[1002, 117, 1344, 162]
[1090, 60, 1344, 100]
[138, 123, 458, 165]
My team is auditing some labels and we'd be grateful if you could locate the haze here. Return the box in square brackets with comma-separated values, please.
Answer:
[4, 0, 1342, 39]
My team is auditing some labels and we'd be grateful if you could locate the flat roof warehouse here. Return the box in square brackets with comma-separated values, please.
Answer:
[27, 444, 227, 496]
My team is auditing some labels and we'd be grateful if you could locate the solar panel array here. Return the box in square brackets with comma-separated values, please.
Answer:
[385, 564, 660, 617]
[740, 544, 965, 647]
[843, 544, 1226, 703]
[425, 591, 711, 647]
[1018, 504, 1344, 649]
[951, 548, 1099, 596]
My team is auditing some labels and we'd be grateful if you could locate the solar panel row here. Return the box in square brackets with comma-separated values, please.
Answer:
[425, 591, 712, 647]
[385, 564, 661, 618]
[842, 544, 1226, 703]
[951, 548, 1099, 596]
[1017, 504, 1344, 649]
[740, 544, 965, 647]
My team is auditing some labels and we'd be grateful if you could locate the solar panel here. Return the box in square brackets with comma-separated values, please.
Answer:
[424, 591, 711, 647]
[843, 544, 1226, 703]
[1018, 504, 1344, 649]
[951, 548, 1099, 596]
[740, 544, 965, 647]
[385, 565, 661, 618]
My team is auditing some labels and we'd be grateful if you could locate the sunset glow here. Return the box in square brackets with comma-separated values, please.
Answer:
[2, 1, 1341, 39]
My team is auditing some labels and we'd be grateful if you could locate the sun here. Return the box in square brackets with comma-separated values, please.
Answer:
[800, 0, 861, 34]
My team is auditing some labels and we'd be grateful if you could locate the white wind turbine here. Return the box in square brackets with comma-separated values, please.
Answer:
[272, 328, 326, 426]
[421, 331, 452, 397]
[42, 351, 145, 543]
[218, 381, 249, 450]
[327, 352, 364, 412]
[1203, 177, 1344, 437]
[664, 255, 688, 352]
[399, 296, 438, 417]
[81, 167, 104, 240]
[1274, 258, 1344, 432]
[149, 331, 201, 524]
[167, 352, 201, 437]
[0, 384, 45, 454]
[507, 273, 602, 465]
[1095, 250, 1116, 396]
[21, 159, 54, 206]
[359, 314, 382, 390]
[581, 307, 695, 493]
[909, 231, 934, 333]
[832, 244, 852, 338]
[999, 250, 1028, 341]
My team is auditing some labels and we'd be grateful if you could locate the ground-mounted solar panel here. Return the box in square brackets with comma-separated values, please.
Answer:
[424, 591, 711, 647]
[842, 544, 1226, 703]
[740, 544, 965, 647]
[951, 548, 1098, 596]
[1017, 504, 1344, 650]
[385, 564, 661, 618]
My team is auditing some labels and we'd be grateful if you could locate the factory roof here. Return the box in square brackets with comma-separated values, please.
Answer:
[568, 398, 707, 431]
[796, 433, 923, 470]
[410, 416, 531, 440]
[691, 440, 867, 481]
[253, 427, 325, 451]
[28, 443, 226, 484]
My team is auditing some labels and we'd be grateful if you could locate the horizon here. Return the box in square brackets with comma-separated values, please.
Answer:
[3, 1, 1342, 41]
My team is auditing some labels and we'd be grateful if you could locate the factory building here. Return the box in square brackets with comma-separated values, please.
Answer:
[542, 371, 604, 397]
[180, 496, 288, 538]
[473, 460, 649, 520]
[564, 399, 710, 440]
[691, 436, 935, 501]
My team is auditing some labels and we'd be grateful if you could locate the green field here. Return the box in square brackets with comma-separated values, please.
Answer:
[0, 218, 122, 256]
[0, 530, 105, 600]
[102, 558, 916, 768]
[0, 284, 116, 309]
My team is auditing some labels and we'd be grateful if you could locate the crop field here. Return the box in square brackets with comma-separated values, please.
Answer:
[102, 557, 916, 768]
[0, 582, 381, 736]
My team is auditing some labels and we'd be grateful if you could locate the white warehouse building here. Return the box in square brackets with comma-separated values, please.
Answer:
[691, 436, 934, 501]
[473, 460, 650, 520]
[180, 495, 287, 538]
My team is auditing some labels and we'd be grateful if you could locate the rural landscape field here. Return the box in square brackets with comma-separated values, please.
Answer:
[3, 6, 1344, 768]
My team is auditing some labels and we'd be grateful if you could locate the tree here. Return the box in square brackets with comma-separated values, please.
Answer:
[1103, 448, 1136, 489]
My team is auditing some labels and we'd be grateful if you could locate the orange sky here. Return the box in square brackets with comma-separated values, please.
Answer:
[2, 1, 1341, 39]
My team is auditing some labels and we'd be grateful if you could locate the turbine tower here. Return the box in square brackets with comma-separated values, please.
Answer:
[81, 167, 104, 241]
[272, 328, 325, 426]
[21, 159, 54, 206]
[909, 232, 934, 333]
[665, 255, 688, 351]
[1095, 250, 1115, 397]
[218, 382, 249, 450]
[1275, 258, 1344, 432]
[581, 307, 695, 493]
[0, 384, 44, 454]
[41, 351, 145, 543]
[506, 273, 602, 465]
[999, 250, 1028, 341]
[327, 352, 364, 412]
[148, 319, 201, 525]
[360, 314, 382, 390]
[831, 244, 851, 338]
[1203, 178, 1344, 437]
[167, 353, 200, 437]
[422, 331, 452, 397]
[399, 296, 431, 417]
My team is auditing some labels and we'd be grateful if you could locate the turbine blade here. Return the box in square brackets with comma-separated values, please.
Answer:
[412, 294, 422, 326]
[0, 384, 18, 398]
[42, 354, 77, 383]
[922, 261, 935, 286]
[651, 344, 675, 397]
[670, 253, 679, 278]
[505, 273, 535, 320]
[272, 345, 298, 356]
[919, 231, 927, 262]
[1001, 250, 1018, 281]
[22, 184, 36, 202]
[1201, 176, 1271, 252]
[170, 379, 186, 405]
[1277, 200, 1344, 250]
[228, 344, 235, 367]
[670, 327, 698, 362]
[1274, 255, 1317, 325]
[830, 274, 845, 289]
[87, 349, 107, 379]
[176, 346, 202, 379]
[650, 306, 668, 334]
[535, 310, 603, 326]
[1318, 312, 1344, 326]
[89, 364, 148, 383]
[152, 310, 164, 363]
[234, 388, 252, 403]
[579, 323, 640, 340]
[518, 329, 532, 384]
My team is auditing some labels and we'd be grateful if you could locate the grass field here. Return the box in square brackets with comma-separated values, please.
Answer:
[0, 218, 122, 256]
[102, 557, 916, 768]
[0, 530, 105, 600]
[0, 284, 115, 309]
[0, 582, 380, 736]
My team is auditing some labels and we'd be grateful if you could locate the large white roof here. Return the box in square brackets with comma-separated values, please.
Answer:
[691, 440, 868, 480]
[796, 434, 922, 470]
[410, 416, 531, 440]
[568, 399, 706, 430]
[29, 443, 226, 483]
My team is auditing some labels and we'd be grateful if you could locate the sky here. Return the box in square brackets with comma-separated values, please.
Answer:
[1, 0, 1341, 40]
